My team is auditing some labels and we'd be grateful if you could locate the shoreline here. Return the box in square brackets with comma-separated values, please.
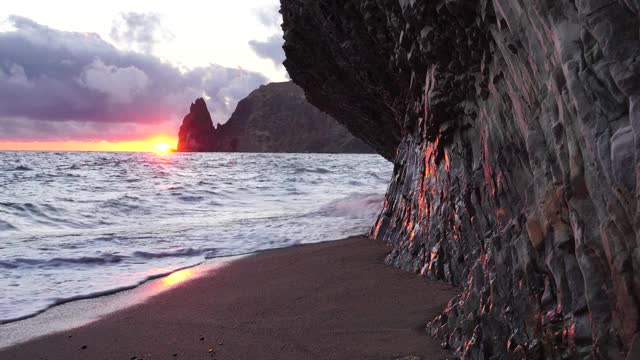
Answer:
[0, 237, 362, 348]
[1, 263, 211, 326]
[1, 236, 458, 359]
[1, 238, 364, 330]
[0, 255, 246, 349]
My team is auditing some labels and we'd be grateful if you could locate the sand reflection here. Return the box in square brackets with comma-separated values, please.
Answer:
[160, 268, 194, 288]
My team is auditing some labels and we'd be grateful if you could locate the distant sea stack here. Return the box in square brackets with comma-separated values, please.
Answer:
[176, 81, 374, 154]
[177, 98, 217, 152]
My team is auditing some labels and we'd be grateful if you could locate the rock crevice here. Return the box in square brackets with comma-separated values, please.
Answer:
[281, 0, 640, 358]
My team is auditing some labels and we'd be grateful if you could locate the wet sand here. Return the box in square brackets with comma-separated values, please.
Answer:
[0, 236, 458, 360]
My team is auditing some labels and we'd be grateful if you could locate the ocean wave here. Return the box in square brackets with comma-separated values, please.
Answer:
[366, 171, 387, 180]
[0, 247, 220, 270]
[293, 167, 331, 174]
[0, 220, 16, 231]
[101, 197, 148, 215]
[132, 247, 218, 259]
[0, 254, 124, 269]
[0, 202, 60, 216]
[314, 193, 384, 219]
[0, 202, 93, 230]
[8, 165, 33, 171]
[56, 164, 81, 170]
[177, 195, 205, 203]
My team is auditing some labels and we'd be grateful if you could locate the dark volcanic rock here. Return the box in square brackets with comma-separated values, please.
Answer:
[177, 98, 217, 152]
[176, 81, 373, 154]
[282, 0, 640, 358]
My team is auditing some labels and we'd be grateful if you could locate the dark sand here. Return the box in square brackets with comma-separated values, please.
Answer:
[0, 237, 458, 360]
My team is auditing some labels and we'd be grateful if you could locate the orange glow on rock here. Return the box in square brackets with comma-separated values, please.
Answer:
[372, 218, 383, 238]
[444, 151, 450, 172]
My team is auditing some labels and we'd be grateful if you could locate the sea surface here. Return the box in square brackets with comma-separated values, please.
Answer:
[0, 151, 391, 324]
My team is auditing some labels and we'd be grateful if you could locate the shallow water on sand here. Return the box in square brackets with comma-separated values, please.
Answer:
[0, 151, 391, 323]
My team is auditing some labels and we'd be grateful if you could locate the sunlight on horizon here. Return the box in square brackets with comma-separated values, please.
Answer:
[0, 136, 178, 153]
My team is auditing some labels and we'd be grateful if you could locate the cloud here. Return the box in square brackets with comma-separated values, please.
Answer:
[0, 116, 178, 142]
[0, 15, 268, 141]
[110, 12, 172, 54]
[254, 6, 281, 28]
[249, 6, 285, 69]
[0, 63, 30, 86]
[78, 59, 149, 104]
[249, 34, 285, 68]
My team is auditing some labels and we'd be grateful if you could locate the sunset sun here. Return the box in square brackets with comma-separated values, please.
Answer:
[155, 142, 171, 153]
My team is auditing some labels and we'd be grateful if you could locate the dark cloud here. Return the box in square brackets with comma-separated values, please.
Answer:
[249, 34, 285, 68]
[0, 15, 268, 141]
[110, 12, 172, 54]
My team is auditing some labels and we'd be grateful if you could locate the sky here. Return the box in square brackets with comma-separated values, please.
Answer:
[0, 0, 287, 151]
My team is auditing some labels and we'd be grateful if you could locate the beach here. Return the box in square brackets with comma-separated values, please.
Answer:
[0, 236, 458, 360]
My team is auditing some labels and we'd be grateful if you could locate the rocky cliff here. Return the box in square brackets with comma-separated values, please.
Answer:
[176, 81, 373, 154]
[281, 1, 640, 358]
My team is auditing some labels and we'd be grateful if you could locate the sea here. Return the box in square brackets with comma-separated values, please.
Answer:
[0, 151, 391, 324]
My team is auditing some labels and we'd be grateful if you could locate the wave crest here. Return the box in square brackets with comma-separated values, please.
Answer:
[315, 193, 384, 219]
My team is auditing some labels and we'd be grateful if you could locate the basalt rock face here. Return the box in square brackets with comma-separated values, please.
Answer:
[176, 82, 373, 153]
[282, 1, 640, 358]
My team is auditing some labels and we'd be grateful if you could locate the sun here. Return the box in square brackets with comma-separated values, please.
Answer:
[155, 142, 171, 153]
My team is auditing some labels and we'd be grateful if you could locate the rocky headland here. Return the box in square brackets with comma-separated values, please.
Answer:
[281, 0, 640, 358]
[176, 81, 373, 154]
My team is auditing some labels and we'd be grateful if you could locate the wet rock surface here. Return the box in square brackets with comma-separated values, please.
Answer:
[177, 81, 373, 154]
[281, 0, 640, 358]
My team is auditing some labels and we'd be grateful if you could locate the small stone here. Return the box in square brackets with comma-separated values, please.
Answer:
[200, 337, 205, 341]
[80, 345, 87, 350]
[208, 348, 215, 353]
[218, 341, 223, 345]
[172, 353, 178, 357]
[130, 357, 137, 360]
